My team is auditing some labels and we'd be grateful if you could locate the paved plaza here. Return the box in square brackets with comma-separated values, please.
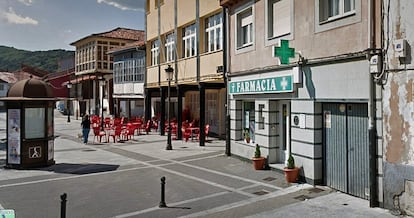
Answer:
[0, 111, 398, 217]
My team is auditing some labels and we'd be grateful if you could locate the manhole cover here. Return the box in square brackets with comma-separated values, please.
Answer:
[263, 177, 276, 181]
[253, 190, 270, 196]
[82, 149, 96, 152]
[307, 187, 324, 193]
[294, 195, 311, 201]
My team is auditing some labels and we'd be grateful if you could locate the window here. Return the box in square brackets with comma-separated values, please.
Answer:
[151, 39, 160, 66]
[243, 101, 255, 143]
[25, 108, 45, 139]
[205, 13, 223, 52]
[113, 56, 145, 84]
[258, 104, 265, 130]
[319, 0, 355, 22]
[165, 33, 175, 62]
[183, 24, 197, 58]
[267, 0, 291, 39]
[236, 7, 253, 48]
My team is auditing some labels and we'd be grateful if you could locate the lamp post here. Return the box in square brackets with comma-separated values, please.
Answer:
[165, 65, 174, 150]
[99, 76, 105, 131]
[66, 81, 72, 123]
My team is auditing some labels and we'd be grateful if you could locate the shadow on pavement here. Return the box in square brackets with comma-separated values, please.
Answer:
[36, 163, 120, 175]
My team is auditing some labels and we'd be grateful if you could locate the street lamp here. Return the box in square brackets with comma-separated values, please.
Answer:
[66, 81, 72, 123]
[165, 65, 174, 150]
[99, 76, 105, 131]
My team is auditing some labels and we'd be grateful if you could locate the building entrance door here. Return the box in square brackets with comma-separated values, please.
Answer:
[323, 103, 370, 199]
[277, 101, 290, 164]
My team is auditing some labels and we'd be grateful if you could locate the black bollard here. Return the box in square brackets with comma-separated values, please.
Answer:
[159, 177, 167, 208]
[60, 193, 67, 218]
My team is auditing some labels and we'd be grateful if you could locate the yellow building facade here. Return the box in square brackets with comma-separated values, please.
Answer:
[145, 0, 226, 143]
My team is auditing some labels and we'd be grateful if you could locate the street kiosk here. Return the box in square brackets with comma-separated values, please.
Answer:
[1, 78, 56, 168]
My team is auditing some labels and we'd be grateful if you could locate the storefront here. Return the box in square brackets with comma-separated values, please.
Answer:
[229, 69, 296, 165]
[229, 58, 372, 188]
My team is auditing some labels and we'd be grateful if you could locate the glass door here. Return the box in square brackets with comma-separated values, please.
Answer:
[277, 101, 290, 164]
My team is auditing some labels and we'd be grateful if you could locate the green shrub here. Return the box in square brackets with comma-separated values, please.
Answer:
[254, 144, 261, 158]
[287, 154, 295, 169]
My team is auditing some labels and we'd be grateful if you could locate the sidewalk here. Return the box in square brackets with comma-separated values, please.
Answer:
[0, 111, 399, 217]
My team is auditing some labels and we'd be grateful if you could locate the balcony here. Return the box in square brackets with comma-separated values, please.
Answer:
[220, 0, 239, 7]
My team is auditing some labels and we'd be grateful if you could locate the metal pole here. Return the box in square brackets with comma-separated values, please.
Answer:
[60, 193, 67, 218]
[67, 90, 71, 123]
[159, 177, 167, 208]
[166, 76, 172, 150]
[68, 98, 70, 123]
[101, 81, 104, 131]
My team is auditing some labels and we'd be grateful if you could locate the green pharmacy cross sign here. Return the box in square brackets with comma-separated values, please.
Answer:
[274, 40, 295, 64]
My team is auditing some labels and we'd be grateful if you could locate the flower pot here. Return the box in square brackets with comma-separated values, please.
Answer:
[252, 157, 266, 170]
[283, 167, 299, 183]
[245, 137, 250, 143]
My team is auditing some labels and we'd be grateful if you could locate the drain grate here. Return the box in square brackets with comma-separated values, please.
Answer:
[262, 177, 276, 181]
[253, 190, 270, 196]
[307, 187, 325, 193]
[294, 195, 311, 201]
[180, 146, 188, 149]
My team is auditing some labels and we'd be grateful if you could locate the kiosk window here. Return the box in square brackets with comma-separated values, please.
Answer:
[25, 108, 45, 139]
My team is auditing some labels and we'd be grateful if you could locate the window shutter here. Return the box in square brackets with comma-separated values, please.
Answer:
[273, 0, 291, 37]
[241, 14, 252, 27]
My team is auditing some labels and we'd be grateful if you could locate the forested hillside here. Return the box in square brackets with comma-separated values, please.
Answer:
[0, 46, 74, 73]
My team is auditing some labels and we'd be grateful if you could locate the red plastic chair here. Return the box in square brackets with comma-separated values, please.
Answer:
[171, 123, 178, 140]
[182, 127, 191, 142]
[92, 127, 106, 143]
[113, 118, 121, 126]
[125, 123, 136, 140]
[104, 117, 111, 127]
[198, 124, 210, 141]
[152, 119, 158, 132]
[145, 120, 151, 134]
[109, 125, 123, 142]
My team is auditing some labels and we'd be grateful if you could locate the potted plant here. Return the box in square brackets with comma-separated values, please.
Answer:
[252, 144, 266, 170]
[244, 129, 251, 143]
[283, 154, 299, 183]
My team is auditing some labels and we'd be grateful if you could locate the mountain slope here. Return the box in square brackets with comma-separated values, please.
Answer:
[0, 46, 74, 73]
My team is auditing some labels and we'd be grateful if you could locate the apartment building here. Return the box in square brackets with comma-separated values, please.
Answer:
[221, 0, 383, 206]
[108, 41, 146, 118]
[70, 28, 145, 118]
[146, 0, 226, 143]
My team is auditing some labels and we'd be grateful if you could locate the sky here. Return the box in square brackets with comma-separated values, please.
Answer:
[0, 0, 145, 51]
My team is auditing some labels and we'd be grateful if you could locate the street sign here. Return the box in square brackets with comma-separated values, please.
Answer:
[229, 75, 293, 94]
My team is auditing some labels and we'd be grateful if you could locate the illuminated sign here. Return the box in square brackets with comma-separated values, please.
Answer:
[229, 75, 293, 94]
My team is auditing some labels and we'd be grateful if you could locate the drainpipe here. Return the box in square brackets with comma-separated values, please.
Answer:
[223, 6, 231, 156]
[368, 0, 379, 208]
